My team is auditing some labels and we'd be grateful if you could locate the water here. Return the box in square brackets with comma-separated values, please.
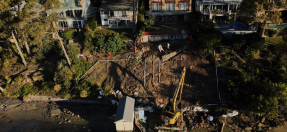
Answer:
[267, 23, 287, 29]
[215, 23, 249, 31]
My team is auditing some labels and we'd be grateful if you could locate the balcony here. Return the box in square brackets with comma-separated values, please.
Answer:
[178, 0, 189, 2]
[203, 9, 231, 14]
[146, 10, 191, 16]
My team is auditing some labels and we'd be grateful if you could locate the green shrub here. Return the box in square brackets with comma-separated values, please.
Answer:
[80, 90, 88, 98]
[102, 86, 113, 96]
[60, 29, 75, 43]
[41, 81, 54, 91]
[266, 29, 277, 37]
[86, 17, 97, 31]
[21, 83, 34, 97]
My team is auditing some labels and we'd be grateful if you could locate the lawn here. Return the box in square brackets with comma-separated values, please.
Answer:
[95, 28, 133, 40]
[147, 24, 189, 32]
[265, 36, 284, 45]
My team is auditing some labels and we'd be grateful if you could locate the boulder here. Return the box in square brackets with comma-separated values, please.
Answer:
[50, 105, 61, 117]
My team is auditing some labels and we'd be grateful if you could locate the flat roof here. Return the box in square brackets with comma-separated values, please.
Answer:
[99, 0, 135, 11]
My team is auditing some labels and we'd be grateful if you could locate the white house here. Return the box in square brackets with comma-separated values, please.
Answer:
[114, 96, 135, 132]
[54, 0, 93, 30]
[9, 0, 96, 30]
[99, 0, 137, 28]
[196, 0, 242, 21]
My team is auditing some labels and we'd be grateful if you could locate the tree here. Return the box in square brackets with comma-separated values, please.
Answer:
[188, 11, 204, 31]
[106, 35, 123, 53]
[193, 31, 221, 50]
[56, 33, 71, 66]
[93, 36, 106, 53]
[281, 28, 287, 44]
[54, 60, 73, 92]
[85, 17, 97, 31]
[11, 31, 27, 67]
[144, 19, 154, 30]
[238, 0, 283, 36]
[0, 0, 62, 65]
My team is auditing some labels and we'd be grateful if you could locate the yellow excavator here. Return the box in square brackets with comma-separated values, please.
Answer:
[161, 67, 186, 126]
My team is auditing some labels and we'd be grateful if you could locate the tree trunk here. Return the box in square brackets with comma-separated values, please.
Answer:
[261, 27, 266, 37]
[24, 41, 30, 55]
[22, 34, 30, 55]
[55, 33, 71, 66]
[261, 116, 266, 123]
[12, 31, 27, 67]
[0, 86, 4, 93]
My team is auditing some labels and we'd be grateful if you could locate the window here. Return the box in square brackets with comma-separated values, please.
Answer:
[104, 19, 108, 21]
[73, 21, 82, 28]
[66, 10, 74, 17]
[109, 20, 116, 24]
[118, 11, 122, 17]
[165, 4, 175, 11]
[178, 3, 189, 10]
[74, 10, 82, 17]
[151, 3, 162, 11]
[114, 11, 119, 17]
[59, 21, 68, 28]
[122, 11, 126, 17]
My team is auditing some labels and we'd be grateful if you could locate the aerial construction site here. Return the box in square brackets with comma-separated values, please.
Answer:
[81, 42, 226, 132]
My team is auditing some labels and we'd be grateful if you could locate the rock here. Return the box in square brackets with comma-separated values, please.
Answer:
[21, 102, 38, 110]
[59, 122, 61, 124]
[68, 120, 71, 123]
[50, 105, 61, 117]
[257, 127, 262, 131]
[77, 115, 79, 117]
[3, 99, 22, 111]
[245, 127, 252, 131]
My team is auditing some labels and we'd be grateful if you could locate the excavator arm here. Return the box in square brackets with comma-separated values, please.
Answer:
[172, 67, 186, 112]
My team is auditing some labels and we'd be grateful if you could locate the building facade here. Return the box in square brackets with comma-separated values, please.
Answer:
[146, 0, 192, 24]
[99, 0, 137, 28]
[196, 0, 242, 22]
[55, 0, 92, 30]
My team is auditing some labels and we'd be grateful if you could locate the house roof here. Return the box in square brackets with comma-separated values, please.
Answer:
[99, 0, 135, 11]
[114, 96, 135, 123]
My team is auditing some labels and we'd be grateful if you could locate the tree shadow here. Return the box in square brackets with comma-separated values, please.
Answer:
[106, 61, 144, 90]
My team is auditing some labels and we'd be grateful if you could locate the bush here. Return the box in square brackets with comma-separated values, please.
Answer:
[80, 90, 88, 98]
[266, 29, 277, 37]
[21, 83, 34, 97]
[60, 29, 75, 43]
[102, 86, 112, 96]
[85, 17, 97, 31]
[106, 35, 124, 53]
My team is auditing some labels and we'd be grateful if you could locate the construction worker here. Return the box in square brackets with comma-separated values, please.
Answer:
[167, 43, 170, 49]
[158, 44, 164, 52]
